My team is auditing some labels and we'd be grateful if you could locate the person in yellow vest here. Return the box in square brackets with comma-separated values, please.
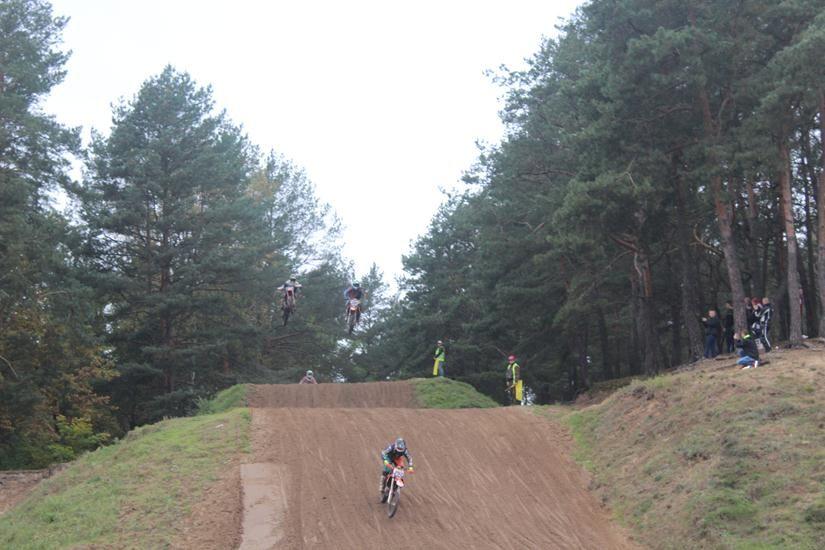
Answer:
[432, 340, 446, 377]
[505, 355, 523, 404]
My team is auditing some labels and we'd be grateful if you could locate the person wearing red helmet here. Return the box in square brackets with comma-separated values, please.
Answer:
[505, 354, 522, 404]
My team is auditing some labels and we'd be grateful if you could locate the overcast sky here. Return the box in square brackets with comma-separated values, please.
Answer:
[45, 0, 580, 280]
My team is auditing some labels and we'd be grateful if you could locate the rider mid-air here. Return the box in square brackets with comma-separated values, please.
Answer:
[277, 275, 302, 304]
[379, 437, 413, 499]
[343, 281, 365, 323]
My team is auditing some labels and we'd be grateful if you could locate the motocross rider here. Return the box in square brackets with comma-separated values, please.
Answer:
[299, 370, 318, 384]
[379, 437, 413, 495]
[343, 282, 365, 322]
[277, 275, 302, 307]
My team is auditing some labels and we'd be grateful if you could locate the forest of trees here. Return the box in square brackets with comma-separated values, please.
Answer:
[361, 0, 825, 403]
[0, 0, 371, 467]
[2, 0, 824, 467]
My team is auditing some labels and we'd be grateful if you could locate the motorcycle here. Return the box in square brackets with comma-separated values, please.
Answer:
[346, 298, 360, 334]
[281, 287, 296, 326]
[380, 465, 407, 518]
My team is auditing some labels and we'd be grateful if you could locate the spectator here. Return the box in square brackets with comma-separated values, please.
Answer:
[734, 331, 759, 369]
[744, 297, 756, 330]
[759, 297, 773, 352]
[701, 309, 721, 358]
[432, 340, 446, 377]
[723, 301, 735, 353]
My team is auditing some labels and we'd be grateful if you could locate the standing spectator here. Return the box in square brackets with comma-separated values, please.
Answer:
[701, 309, 721, 358]
[744, 297, 756, 329]
[759, 297, 773, 352]
[734, 331, 759, 369]
[750, 297, 764, 343]
[723, 301, 735, 353]
[432, 340, 446, 377]
[504, 355, 522, 405]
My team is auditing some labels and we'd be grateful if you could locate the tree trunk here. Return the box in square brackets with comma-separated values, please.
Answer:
[778, 132, 803, 344]
[634, 247, 662, 375]
[711, 175, 748, 333]
[597, 307, 613, 378]
[673, 159, 705, 360]
[817, 90, 825, 337]
[744, 178, 764, 296]
[798, 128, 820, 335]
[698, 88, 748, 334]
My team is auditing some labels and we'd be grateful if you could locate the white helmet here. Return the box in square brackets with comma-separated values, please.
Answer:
[306, 370, 313, 376]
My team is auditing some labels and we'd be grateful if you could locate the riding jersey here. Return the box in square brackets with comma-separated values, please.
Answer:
[344, 287, 363, 300]
[381, 444, 413, 467]
[299, 375, 317, 384]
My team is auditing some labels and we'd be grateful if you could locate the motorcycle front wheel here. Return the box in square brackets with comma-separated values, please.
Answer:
[387, 486, 400, 518]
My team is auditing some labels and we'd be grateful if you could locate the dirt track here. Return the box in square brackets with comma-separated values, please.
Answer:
[243, 383, 636, 549]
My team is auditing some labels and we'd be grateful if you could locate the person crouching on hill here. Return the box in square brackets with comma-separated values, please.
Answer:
[734, 331, 759, 370]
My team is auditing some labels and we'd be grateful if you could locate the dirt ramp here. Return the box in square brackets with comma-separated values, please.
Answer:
[247, 381, 417, 409]
[247, 407, 636, 549]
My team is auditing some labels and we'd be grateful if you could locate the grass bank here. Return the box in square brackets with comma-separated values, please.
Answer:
[0, 406, 250, 549]
[411, 377, 499, 408]
[563, 347, 825, 550]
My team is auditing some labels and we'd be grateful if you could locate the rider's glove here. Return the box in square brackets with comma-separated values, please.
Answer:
[407, 466, 414, 473]
[383, 460, 391, 468]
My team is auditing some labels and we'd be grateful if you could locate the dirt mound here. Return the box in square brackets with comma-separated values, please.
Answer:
[247, 381, 417, 409]
[244, 399, 636, 549]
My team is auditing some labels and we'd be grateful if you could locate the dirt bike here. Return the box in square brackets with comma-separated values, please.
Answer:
[281, 287, 296, 326]
[346, 298, 360, 335]
[379, 465, 407, 518]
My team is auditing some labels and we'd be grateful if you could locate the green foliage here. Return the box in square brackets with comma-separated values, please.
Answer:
[0, 0, 115, 469]
[368, 0, 825, 405]
[411, 377, 499, 409]
[0, 408, 250, 548]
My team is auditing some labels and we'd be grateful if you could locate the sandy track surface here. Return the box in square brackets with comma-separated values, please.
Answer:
[245, 383, 636, 550]
[247, 381, 417, 409]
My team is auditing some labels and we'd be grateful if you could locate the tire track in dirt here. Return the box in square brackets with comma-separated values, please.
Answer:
[242, 383, 636, 549]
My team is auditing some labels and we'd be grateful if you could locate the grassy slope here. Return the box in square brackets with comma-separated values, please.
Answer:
[0, 406, 250, 549]
[196, 383, 249, 415]
[411, 377, 499, 408]
[564, 348, 825, 550]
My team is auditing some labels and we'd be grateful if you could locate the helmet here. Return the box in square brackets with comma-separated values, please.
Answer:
[437, 340, 443, 345]
[394, 437, 406, 452]
[290, 274, 297, 281]
[508, 355, 516, 362]
[352, 282, 360, 288]
[306, 370, 313, 376]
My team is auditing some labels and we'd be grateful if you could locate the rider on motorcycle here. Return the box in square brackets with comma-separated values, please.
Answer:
[379, 437, 413, 495]
[343, 282, 364, 322]
[277, 275, 302, 306]
[299, 369, 318, 384]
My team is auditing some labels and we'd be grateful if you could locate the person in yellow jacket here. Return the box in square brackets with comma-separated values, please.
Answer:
[505, 355, 523, 404]
[432, 340, 446, 377]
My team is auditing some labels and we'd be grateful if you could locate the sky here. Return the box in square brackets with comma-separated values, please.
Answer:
[45, 0, 580, 280]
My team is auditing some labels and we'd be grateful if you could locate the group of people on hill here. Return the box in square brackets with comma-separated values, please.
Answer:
[702, 296, 773, 369]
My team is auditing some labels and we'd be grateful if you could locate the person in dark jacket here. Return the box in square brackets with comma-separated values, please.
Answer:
[734, 331, 759, 369]
[701, 309, 721, 358]
[723, 301, 735, 354]
[758, 297, 773, 352]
